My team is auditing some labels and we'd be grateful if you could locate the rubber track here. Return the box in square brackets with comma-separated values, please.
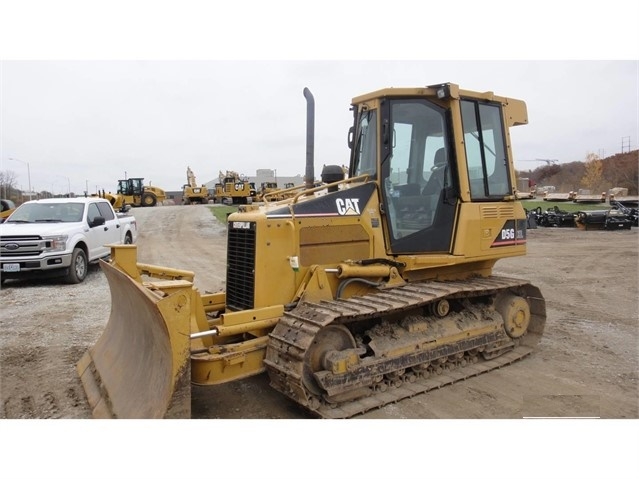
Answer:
[264, 275, 545, 419]
[317, 346, 533, 418]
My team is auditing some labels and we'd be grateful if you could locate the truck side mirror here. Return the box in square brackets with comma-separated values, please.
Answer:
[89, 216, 106, 227]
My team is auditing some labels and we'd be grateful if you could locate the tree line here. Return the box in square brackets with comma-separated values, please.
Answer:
[517, 150, 638, 195]
[0, 171, 70, 204]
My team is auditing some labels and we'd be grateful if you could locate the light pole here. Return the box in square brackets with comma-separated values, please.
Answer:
[8, 157, 32, 200]
[57, 175, 71, 196]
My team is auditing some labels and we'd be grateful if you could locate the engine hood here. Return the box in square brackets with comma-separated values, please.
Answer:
[0, 221, 83, 236]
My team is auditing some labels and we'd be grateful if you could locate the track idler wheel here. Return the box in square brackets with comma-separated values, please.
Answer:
[494, 293, 531, 339]
[302, 324, 357, 396]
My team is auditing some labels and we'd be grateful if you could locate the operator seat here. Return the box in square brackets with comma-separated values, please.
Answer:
[422, 148, 447, 195]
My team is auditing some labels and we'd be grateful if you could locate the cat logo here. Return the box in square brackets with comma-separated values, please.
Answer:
[336, 198, 361, 216]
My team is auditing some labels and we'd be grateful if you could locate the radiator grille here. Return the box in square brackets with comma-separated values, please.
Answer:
[225, 222, 256, 311]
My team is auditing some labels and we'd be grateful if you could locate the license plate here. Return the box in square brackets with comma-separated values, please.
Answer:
[2, 263, 20, 272]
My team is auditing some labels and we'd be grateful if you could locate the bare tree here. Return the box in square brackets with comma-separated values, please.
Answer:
[0, 170, 20, 201]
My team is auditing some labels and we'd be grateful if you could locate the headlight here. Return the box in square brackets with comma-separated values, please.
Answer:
[43, 235, 68, 252]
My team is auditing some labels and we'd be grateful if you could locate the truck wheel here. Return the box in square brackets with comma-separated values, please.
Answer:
[142, 193, 157, 207]
[67, 247, 88, 284]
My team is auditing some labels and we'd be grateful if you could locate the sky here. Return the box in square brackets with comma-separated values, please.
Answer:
[0, 2, 638, 196]
[2, 60, 636, 195]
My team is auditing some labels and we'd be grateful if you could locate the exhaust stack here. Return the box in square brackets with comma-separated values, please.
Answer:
[303, 87, 315, 189]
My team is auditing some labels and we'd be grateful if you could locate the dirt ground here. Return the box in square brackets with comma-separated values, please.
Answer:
[2, 203, 637, 477]
[1, 204, 637, 421]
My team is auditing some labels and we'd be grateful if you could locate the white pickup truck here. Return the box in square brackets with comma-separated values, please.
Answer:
[0, 197, 138, 284]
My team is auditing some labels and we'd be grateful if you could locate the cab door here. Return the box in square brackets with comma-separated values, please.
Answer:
[380, 98, 458, 254]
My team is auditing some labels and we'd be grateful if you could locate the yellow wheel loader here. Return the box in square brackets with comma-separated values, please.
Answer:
[78, 83, 546, 419]
[97, 178, 166, 210]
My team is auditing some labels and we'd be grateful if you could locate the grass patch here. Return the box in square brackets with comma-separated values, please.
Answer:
[207, 205, 237, 223]
[521, 200, 610, 213]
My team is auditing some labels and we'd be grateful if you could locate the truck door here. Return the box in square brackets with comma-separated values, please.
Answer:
[86, 202, 120, 259]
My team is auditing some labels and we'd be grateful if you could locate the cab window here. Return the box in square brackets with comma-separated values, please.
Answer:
[87, 203, 101, 225]
[352, 110, 377, 179]
[461, 100, 511, 199]
[96, 202, 115, 221]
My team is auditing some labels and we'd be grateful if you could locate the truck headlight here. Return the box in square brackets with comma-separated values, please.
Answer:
[43, 235, 68, 252]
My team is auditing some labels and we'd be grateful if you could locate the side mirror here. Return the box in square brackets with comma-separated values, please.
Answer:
[89, 216, 105, 227]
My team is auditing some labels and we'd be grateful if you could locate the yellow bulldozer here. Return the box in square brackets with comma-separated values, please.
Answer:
[212, 170, 253, 204]
[182, 167, 210, 204]
[77, 83, 546, 419]
[257, 181, 309, 202]
[98, 177, 166, 210]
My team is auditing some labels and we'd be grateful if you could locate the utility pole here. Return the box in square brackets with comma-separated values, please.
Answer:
[58, 175, 71, 197]
[8, 158, 32, 200]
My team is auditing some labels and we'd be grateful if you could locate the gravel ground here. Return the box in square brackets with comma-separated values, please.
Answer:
[1, 204, 637, 478]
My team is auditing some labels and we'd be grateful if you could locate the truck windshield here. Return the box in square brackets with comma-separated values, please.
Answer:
[5, 203, 85, 223]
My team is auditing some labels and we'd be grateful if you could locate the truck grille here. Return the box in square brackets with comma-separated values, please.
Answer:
[226, 221, 256, 311]
[0, 235, 45, 257]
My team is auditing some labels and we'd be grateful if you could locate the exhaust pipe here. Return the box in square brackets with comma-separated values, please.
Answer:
[303, 87, 315, 189]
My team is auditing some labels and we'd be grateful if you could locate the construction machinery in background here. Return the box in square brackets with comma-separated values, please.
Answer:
[515, 177, 535, 199]
[182, 167, 210, 205]
[608, 187, 639, 207]
[571, 189, 606, 204]
[575, 207, 634, 230]
[97, 178, 166, 210]
[0, 199, 16, 223]
[212, 170, 253, 204]
[78, 83, 546, 419]
[257, 181, 279, 200]
[257, 181, 305, 202]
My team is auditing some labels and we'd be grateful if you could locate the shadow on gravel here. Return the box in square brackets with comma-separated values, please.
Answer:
[0, 263, 103, 289]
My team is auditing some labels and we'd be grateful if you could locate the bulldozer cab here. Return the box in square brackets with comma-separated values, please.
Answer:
[350, 85, 519, 255]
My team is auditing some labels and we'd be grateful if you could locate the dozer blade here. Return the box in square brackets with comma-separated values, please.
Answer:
[76, 260, 192, 418]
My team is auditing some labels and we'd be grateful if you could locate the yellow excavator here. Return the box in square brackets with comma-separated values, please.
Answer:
[77, 83, 546, 419]
[182, 167, 210, 204]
